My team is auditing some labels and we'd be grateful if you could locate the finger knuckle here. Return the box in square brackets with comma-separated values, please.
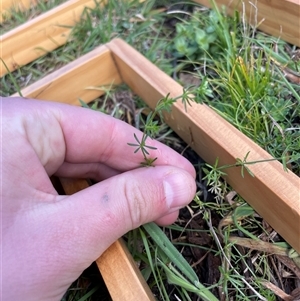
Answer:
[123, 179, 160, 228]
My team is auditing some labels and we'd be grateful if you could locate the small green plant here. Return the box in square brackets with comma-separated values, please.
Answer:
[172, 6, 240, 61]
[127, 87, 202, 166]
[201, 150, 294, 204]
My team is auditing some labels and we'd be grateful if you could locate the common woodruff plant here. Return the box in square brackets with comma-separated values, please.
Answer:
[127, 86, 202, 166]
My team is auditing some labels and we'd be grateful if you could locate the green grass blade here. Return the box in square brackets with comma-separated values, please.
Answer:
[139, 227, 168, 300]
[158, 259, 219, 301]
[143, 222, 199, 286]
[77, 285, 100, 301]
[0, 58, 23, 97]
[275, 66, 300, 103]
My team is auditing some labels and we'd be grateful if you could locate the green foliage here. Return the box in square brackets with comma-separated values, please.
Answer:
[127, 86, 201, 166]
[127, 133, 158, 166]
[143, 223, 199, 288]
[208, 51, 300, 174]
[127, 95, 174, 166]
[133, 223, 219, 301]
[171, 0, 300, 174]
[70, 0, 173, 71]
[174, 11, 215, 59]
[172, 4, 241, 61]
[0, 58, 23, 97]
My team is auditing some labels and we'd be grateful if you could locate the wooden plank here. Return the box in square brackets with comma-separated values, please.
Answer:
[1, 0, 32, 12]
[193, 0, 300, 48]
[96, 239, 155, 301]
[1, 0, 37, 12]
[59, 178, 155, 301]
[107, 38, 300, 253]
[13, 44, 122, 105]
[0, 0, 99, 76]
[1, 0, 37, 22]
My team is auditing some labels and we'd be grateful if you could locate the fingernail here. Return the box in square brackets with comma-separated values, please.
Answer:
[163, 171, 196, 210]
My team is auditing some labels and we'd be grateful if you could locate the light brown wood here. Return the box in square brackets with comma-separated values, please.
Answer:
[13, 44, 122, 104]
[59, 177, 90, 194]
[0, 0, 99, 76]
[96, 239, 155, 301]
[58, 178, 155, 301]
[1, 0, 32, 12]
[193, 0, 300, 48]
[1, 0, 36, 12]
[107, 38, 300, 253]
[1, 0, 37, 22]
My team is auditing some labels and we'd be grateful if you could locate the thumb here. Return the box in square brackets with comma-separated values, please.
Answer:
[56, 165, 196, 264]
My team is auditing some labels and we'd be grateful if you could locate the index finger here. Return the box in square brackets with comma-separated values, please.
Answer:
[16, 98, 196, 177]
[58, 101, 196, 177]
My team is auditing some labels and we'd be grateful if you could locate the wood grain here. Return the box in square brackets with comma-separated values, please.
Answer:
[96, 239, 155, 301]
[193, 0, 300, 48]
[13, 44, 122, 104]
[107, 38, 300, 254]
[58, 178, 155, 301]
[0, 0, 98, 76]
[1, 0, 37, 22]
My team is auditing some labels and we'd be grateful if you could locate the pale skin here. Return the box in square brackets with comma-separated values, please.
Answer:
[1, 97, 196, 301]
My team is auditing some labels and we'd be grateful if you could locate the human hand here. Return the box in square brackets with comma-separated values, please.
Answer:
[2, 97, 196, 301]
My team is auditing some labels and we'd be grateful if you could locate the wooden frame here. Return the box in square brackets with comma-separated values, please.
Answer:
[0, 0, 99, 76]
[13, 44, 122, 104]
[193, 0, 300, 48]
[1, 0, 37, 21]
[13, 38, 299, 253]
